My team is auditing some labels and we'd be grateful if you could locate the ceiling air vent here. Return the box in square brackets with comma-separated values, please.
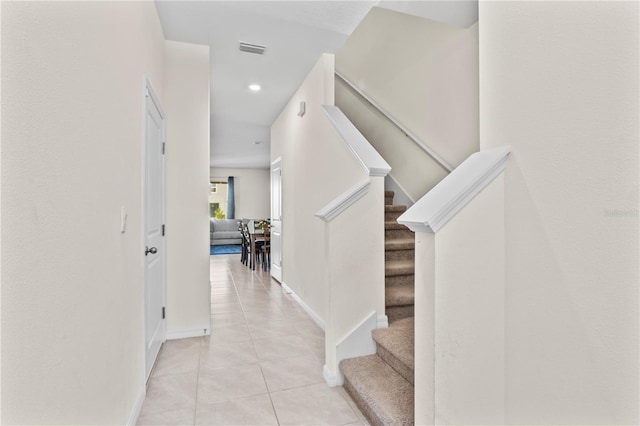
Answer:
[239, 42, 266, 55]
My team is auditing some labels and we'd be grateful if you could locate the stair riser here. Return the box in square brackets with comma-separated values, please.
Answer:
[385, 229, 414, 240]
[385, 274, 414, 288]
[385, 211, 405, 221]
[386, 305, 414, 323]
[385, 197, 394, 206]
[377, 345, 414, 386]
[385, 249, 414, 262]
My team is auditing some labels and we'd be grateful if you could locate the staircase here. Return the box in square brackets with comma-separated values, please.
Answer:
[340, 191, 415, 425]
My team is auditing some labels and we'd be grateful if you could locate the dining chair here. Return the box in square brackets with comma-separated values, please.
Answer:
[261, 223, 271, 271]
[238, 221, 248, 265]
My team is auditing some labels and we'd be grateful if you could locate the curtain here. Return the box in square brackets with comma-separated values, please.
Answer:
[227, 176, 235, 219]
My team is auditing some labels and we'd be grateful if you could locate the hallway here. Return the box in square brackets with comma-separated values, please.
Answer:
[137, 254, 369, 425]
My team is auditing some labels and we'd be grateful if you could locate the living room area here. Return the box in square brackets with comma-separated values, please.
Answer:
[209, 167, 271, 255]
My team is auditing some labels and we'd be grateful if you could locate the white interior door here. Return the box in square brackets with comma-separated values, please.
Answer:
[270, 158, 283, 282]
[144, 79, 166, 381]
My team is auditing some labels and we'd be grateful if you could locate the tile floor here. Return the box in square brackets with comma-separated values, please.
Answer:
[137, 254, 370, 426]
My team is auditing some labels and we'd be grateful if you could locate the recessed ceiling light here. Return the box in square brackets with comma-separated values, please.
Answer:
[248, 84, 261, 92]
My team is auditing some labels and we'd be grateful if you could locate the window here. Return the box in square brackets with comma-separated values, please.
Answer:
[209, 180, 228, 219]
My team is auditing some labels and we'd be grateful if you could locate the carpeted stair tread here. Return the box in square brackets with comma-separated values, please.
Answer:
[385, 238, 415, 251]
[385, 221, 409, 230]
[372, 317, 414, 385]
[385, 205, 407, 213]
[386, 305, 415, 323]
[341, 355, 414, 426]
[385, 285, 414, 307]
[385, 259, 414, 277]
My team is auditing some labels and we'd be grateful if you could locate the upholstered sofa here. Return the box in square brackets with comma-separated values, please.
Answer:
[210, 219, 242, 245]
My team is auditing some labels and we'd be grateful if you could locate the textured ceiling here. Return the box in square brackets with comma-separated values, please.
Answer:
[155, 1, 478, 169]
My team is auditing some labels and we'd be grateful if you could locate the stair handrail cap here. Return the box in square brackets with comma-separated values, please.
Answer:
[397, 146, 511, 233]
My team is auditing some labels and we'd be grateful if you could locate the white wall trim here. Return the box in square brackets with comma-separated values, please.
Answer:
[126, 385, 146, 426]
[377, 314, 389, 329]
[315, 179, 370, 223]
[323, 365, 340, 387]
[321, 105, 391, 177]
[398, 146, 511, 233]
[324, 311, 379, 387]
[166, 326, 211, 340]
[282, 282, 326, 330]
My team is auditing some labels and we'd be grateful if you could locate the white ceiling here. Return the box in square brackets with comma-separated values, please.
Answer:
[155, 1, 478, 170]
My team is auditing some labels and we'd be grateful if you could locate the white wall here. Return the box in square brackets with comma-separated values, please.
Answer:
[271, 54, 366, 324]
[209, 168, 270, 219]
[433, 174, 505, 424]
[481, 1, 638, 423]
[1, 2, 165, 423]
[164, 41, 211, 338]
[271, 54, 386, 384]
[336, 7, 479, 201]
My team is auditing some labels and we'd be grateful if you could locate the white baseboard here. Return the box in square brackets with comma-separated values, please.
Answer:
[281, 281, 326, 331]
[323, 364, 341, 387]
[166, 326, 211, 340]
[126, 385, 146, 425]
[324, 311, 378, 387]
[377, 314, 389, 329]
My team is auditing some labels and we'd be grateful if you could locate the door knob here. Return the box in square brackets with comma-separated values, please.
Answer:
[145, 246, 158, 256]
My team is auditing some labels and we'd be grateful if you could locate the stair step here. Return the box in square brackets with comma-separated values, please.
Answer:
[385, 284, 414, 307]
[341, 354, 414, 426]
[372, 317, 414, 385]
[385, 238, 414, 251]
[385, 259, 414, 277]
[385, 205, 407, 221]
[386, 305, 415, 323]
[385, 222, 413, 240]
[384, 191, 394, 206]
[385, 274, 414, 288]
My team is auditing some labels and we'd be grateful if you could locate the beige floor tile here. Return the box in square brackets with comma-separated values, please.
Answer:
[151, 337, 202, 378]
[247, 319, 294, 340]
[271, 383, 360, 426]
[209, 312, 246, 330]
[242, 308, 288, 324]
[137, 407, 195, 426]
[210, 293, 240, 304]
[293, 319, 325, 339]
[211, 301, 243, 314]
[197, 363, 268, 404]
[252, 334, 314, 362]
[195, 393, 278, 426]
[208, 322, 252, 343]
[141, 372, 198, 417]
[200, 339, 258, 369]
[260, 354, 324, 392]
[138, 255, 364, 425]
[335, 386, 371, 425]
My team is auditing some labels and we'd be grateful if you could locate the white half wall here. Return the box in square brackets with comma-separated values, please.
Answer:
[480, 1, 639, 423]
[270, 53, 367, 328]
[209, 167, 270, 220]
[1, 2, 165, 423]
[164, 41, 211, 337]
[433, 174, 505, 424]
